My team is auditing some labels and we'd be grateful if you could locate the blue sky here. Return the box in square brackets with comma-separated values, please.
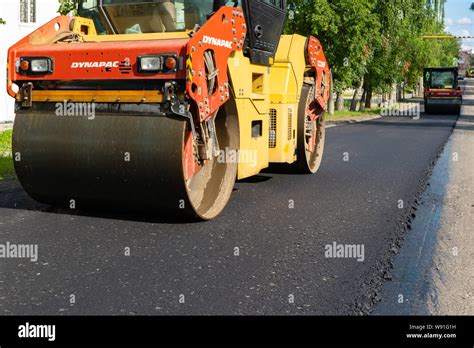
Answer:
[444, 0, 474, 50]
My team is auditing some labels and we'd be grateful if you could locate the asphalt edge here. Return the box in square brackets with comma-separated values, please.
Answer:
[326, 115, 382, 128]
[347, 115, 459, 315]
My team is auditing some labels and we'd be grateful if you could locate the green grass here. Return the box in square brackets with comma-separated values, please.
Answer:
[326, 107, 382, 120]
[0, 129, 14, 180]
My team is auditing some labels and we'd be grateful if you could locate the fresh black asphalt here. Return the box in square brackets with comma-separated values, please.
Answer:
[0, 109, 459, 315]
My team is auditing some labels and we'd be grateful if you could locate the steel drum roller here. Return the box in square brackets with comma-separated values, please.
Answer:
[12, 105, 238, 220]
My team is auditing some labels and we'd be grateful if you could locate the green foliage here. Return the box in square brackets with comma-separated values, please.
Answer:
[58, 0, 79, 15]
[0, 130, 12, 156]
[427, 0, 446, 22]
[286, 0, 460, 98]
[326, 108, 382, 120]
[0, 157, 14, 180]
[0, 18, 6, 25]
[0, 130, 13, 180]
[286, 0, 380, 93]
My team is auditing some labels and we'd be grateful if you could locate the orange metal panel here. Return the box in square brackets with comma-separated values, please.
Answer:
[307, 36, 331, 115]
[10, 39, 188, 81]
[185, 6, 247, 122]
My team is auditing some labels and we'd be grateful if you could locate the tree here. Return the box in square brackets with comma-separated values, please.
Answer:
[0, 18, 6, 25]
[286, 0, 380, 111]
[284, 0, 459, 111]
[58, 0, 78, 15]
[427, 0, 446, 21]
[364, 0, 458, 106]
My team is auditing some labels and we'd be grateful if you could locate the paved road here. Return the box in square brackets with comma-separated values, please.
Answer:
[374, 81, 474, 315]
[0, 93, 461, 315]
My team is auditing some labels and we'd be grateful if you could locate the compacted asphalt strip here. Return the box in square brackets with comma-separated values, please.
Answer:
[0, 96, 460, 314]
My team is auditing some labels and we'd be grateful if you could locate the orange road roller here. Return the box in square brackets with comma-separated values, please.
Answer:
[7, 0, 331, 220]
[424, 67, 462, 115]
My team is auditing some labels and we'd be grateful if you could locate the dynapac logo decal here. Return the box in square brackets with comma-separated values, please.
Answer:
[71, 61, 120, 69]
[203, 35, 233, 49]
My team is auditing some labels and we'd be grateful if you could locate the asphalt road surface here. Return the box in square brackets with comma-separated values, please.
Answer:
[0, 92, 462, 315]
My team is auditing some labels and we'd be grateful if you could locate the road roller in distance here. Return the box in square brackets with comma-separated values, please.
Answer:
[7, 0, 331, 220]
[423, 67, 462, 115]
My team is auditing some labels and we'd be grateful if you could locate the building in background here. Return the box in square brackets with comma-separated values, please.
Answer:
[0, 0, 59, 123]
[458, 49, 472, 74]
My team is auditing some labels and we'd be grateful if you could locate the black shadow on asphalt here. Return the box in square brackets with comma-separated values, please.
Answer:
[237, 174, 273, 183]
[0, 175, 275, 224]
[0, 179, 206, 225]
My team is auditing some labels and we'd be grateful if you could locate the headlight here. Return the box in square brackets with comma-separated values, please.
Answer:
[139, 56, 163, 72]
[31, 59, 50, 73]
[18, 57, 53, 75]
[138, 55, 180, 73]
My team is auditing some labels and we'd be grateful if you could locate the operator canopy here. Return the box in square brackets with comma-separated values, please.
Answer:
[78, 0, 240, 34]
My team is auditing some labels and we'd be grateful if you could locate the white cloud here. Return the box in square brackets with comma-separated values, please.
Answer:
[459, 29, 471, 37]
[445, 17, 454, 25]
[457, 17, 472, 25]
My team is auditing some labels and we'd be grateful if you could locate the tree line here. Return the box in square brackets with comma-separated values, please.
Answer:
[285, 0, 460, 112]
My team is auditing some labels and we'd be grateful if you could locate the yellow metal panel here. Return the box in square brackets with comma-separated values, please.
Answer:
[269, 63, 296, 103]
[275, 35, 293, 62]
[268, 104, 297, 164]
[271, 34, 307, 105]
[267, 34, 308, 164]
[234, 99, 269, 179]
[228, 51, 270, 179]
[227, 36, 309, 174]
[228, 51, 270, 110]
[71, 17, 97, 36]
[23, 90, 165, 103]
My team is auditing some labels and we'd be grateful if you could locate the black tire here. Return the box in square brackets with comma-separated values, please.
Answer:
[424, 100, 430, 114]
[455, 105, 462, 116]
